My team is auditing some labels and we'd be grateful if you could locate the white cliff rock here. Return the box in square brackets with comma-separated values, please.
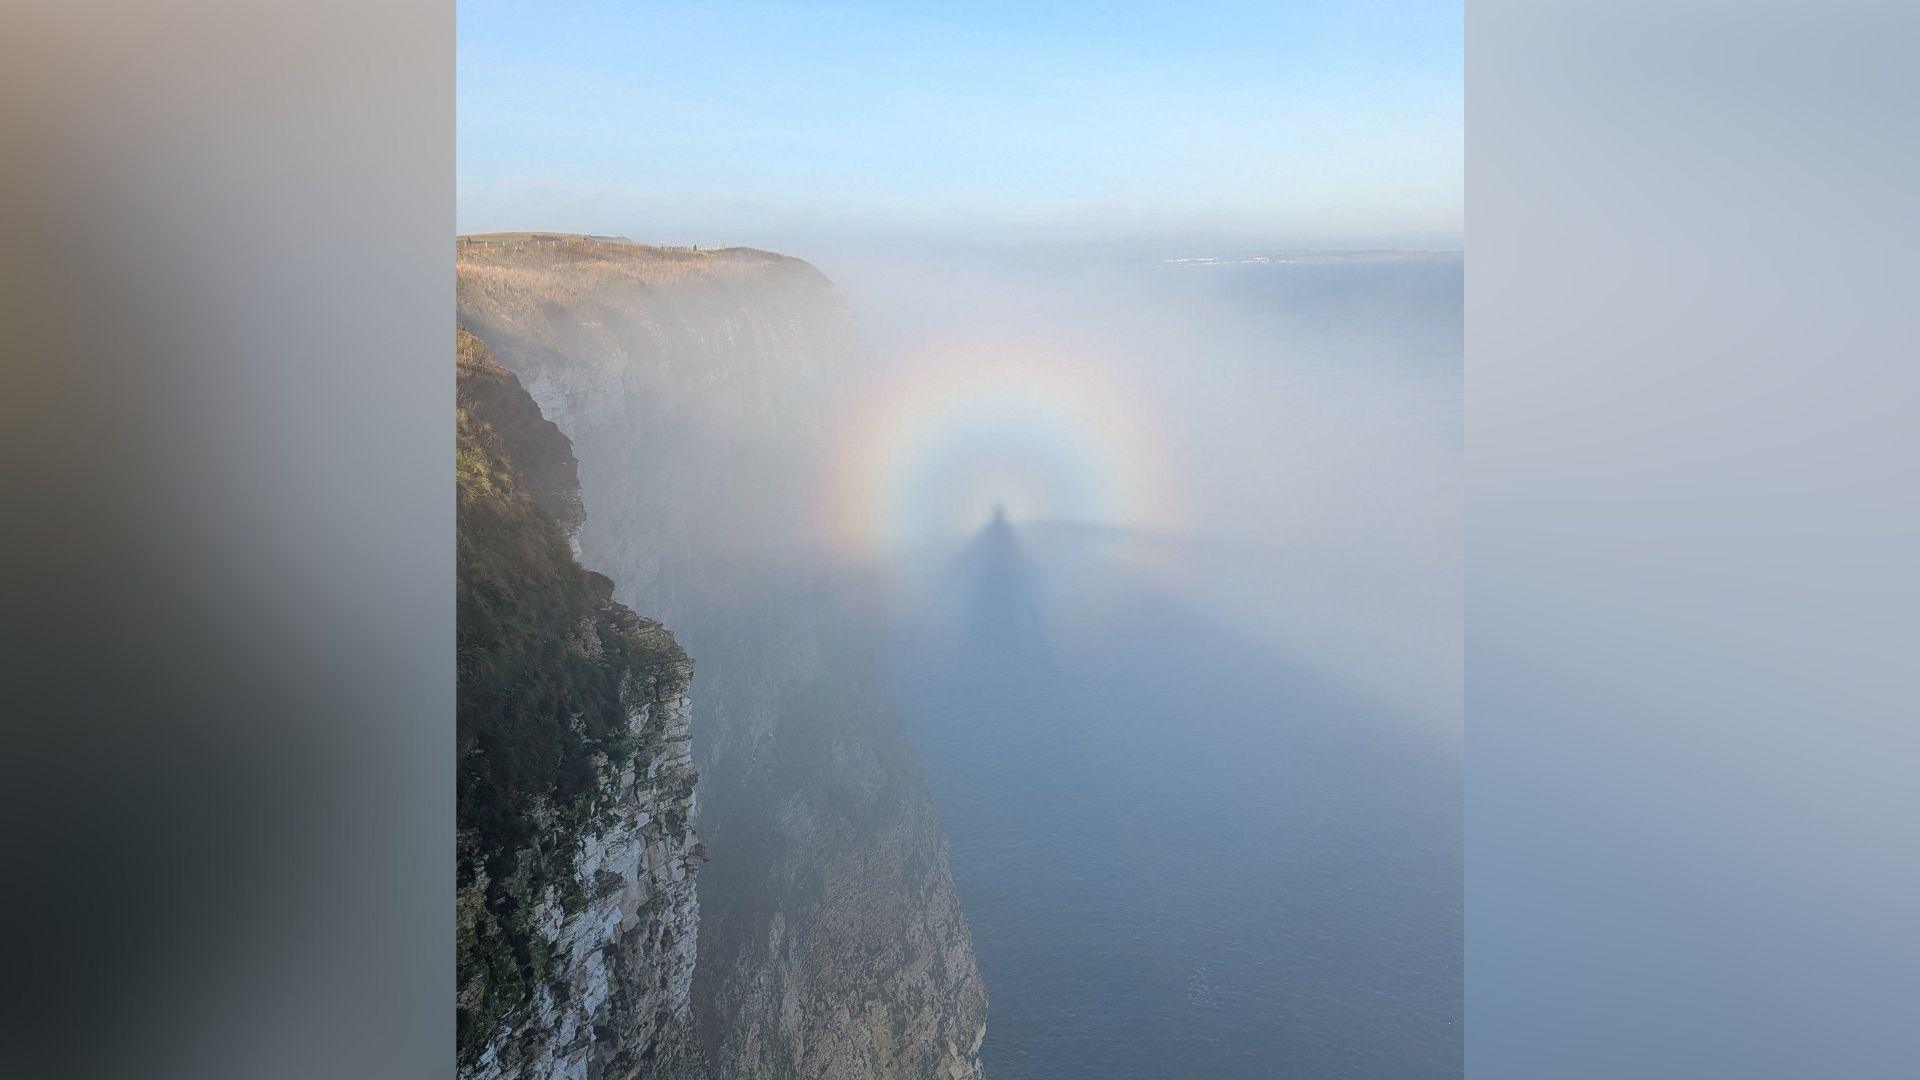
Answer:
[465, 634, 705, 1080]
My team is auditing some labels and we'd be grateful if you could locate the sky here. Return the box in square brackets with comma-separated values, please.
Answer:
[458, 0, 1462, 251]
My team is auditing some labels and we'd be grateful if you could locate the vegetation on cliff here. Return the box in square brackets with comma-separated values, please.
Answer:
[455, 326, 684, 1064]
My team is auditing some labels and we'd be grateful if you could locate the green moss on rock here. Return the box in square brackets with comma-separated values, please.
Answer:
[455, 327, 688, 1066]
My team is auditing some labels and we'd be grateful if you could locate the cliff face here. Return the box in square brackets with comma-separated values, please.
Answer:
[457, 327, 706, 1079]
[458, 235, 988, 1079]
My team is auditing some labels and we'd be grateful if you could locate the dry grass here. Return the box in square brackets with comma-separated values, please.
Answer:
[457, 231, 805, 287]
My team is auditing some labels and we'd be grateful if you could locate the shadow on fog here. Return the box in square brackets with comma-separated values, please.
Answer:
[889, 515, 1463, 1080]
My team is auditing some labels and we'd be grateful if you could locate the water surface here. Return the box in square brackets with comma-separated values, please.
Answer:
[873, 257, 1463, 1079]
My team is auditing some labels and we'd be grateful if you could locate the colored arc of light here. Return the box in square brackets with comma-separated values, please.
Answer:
[822, 347, 1178, 552]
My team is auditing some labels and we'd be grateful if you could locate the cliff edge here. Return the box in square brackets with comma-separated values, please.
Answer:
[458, 236, 988, 1080]
[457, 327, 707, 1079]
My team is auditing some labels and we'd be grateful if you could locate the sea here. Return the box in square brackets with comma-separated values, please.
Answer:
[848, 253, 1463, 1079]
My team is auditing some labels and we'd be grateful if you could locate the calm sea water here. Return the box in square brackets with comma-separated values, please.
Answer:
[883, 258, 1463, 1079]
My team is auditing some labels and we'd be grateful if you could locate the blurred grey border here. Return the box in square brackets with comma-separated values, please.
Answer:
[2, 2, 452, 1077]
[1469, 2, 1918, 1077]
[4, 1, 1916, 1077]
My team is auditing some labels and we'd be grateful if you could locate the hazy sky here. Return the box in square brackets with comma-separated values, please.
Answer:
[458, 0, 1462, 250]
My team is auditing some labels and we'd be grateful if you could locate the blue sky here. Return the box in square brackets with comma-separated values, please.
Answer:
[458, 1, 1461, 250]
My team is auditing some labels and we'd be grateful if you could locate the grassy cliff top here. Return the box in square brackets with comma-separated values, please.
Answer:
[458, 232, 820, 280]
[455, 232, 851, 380]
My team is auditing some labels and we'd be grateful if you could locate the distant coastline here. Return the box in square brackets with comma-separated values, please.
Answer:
[1162, 249, 1463, 267]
